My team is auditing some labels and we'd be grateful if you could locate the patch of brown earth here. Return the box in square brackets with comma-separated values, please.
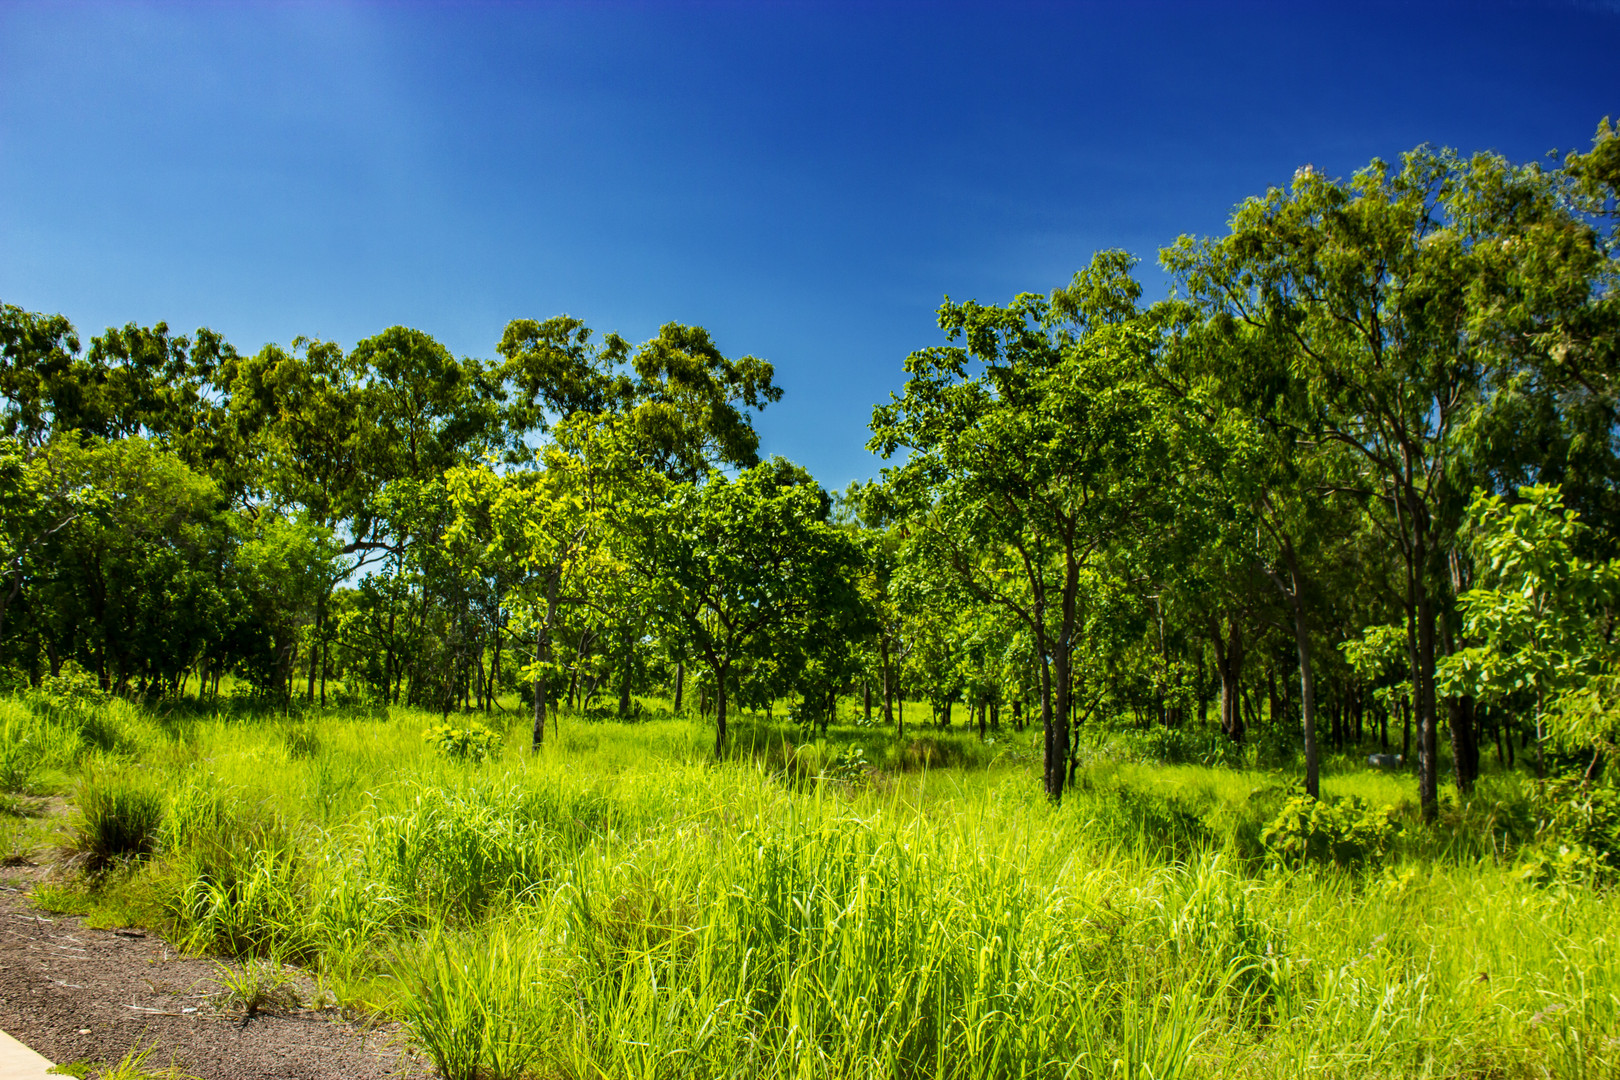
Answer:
[0, 869, 427, 1079]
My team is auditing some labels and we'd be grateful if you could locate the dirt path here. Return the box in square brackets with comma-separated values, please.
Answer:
[0, 868, 427, 1079]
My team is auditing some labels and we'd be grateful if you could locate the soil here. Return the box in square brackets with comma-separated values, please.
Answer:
[0, 865, 428, 1079]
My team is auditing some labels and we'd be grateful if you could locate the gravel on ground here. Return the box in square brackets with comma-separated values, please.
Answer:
[0, 866, 426, 1080]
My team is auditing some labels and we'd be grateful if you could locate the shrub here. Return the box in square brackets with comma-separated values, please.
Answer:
[1113, 726, 1247, 768]
[68, 771, 165, 872]
[29, 663, 127, 755]
[424, 722, 502, 763]
[1517, 776, 1620, 885]
[1262, 793, 1400, 870]
[33, 660, 106, 717]
[824, 743, 872, 783]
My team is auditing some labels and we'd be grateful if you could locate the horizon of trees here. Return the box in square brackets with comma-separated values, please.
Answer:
[3, 119, 1618, 814]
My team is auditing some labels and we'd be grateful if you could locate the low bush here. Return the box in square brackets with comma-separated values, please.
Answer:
[1262, 792, 1400, 870]
[423, 722, 502, 763]
[1515, 776, 1620, 885]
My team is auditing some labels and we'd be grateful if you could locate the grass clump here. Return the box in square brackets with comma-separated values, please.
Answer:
[210, 956, 302, 1017]
[393, 924, 560, 1080]
[66, 770, 164, 873]
[0, 704, 44, 792]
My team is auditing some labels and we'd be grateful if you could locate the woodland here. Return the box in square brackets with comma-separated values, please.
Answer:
[1, 121, 1619, 1079]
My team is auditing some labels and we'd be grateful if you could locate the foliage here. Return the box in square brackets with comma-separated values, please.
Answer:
[1517, 776, 1620, 886]
[1262, 792, 1401, 870]
[1438, 485, 1617, 717]
[423, 721, 502, 763]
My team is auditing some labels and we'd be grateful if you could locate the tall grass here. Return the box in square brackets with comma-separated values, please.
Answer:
[13, 692, 1620, 1079]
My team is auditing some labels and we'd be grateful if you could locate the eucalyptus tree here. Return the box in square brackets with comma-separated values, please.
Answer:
[630, 459, 864, 756]
[1437, 485, 1619, 778]
[28, 436, 239, 695]
[1162, 146, 1605, 817]
[870, 251, 1171, 801]
[0, 436, 99, 647]
[1, 304, 82, 446]
[1152, 304, 1367, 795]
[445, 414, 637, 747]
[498, 317, 784, 716]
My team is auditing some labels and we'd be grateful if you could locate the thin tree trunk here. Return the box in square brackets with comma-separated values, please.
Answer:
[714, 660, 729, 757]
[617, 627, 634, 718]
[1271, 545, 1319, 798]
[307, 591, 325, 703]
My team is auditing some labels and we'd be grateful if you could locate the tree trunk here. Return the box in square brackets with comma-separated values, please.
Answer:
[532, 623, 545, 748]
[1448, 694, 1479, 793]
[1048, 643, 1072, 801]
[673, 662, 684, 713]
[1274, 546, 1319, 798]
[617, 627, 634, 719]
[713, 660, 729, 757]
[881, 637, 896, 732]
[533, 566, 563, 750]
[307, 591, 326, 702]
[1415, 588, 1440, 822]
[1209, 616, 1245, 744]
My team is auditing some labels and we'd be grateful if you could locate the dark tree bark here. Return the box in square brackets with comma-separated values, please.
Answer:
[1209, 616, 1246, 744]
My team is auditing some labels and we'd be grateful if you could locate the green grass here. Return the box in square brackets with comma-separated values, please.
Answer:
[11, 689, 1618, 1079]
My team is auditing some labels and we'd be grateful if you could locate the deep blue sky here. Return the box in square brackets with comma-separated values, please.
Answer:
[2, 1, 1617, 486]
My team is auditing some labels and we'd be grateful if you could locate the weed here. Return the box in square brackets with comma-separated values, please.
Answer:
[210, 956, 302, 1017]
[92, 1040, 200, 1080]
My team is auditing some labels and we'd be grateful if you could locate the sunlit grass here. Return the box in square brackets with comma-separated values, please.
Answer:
[11, 690, 1616, 1079]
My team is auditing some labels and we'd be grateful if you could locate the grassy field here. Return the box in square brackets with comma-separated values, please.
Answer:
[1, 690, 1615, 1079]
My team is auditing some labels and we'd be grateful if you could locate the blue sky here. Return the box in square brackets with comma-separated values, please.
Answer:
[2, 1, 1617, 486]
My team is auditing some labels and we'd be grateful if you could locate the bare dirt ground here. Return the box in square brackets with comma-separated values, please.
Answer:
[0, 865, 427, 1079]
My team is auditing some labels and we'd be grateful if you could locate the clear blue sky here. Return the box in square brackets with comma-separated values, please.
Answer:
[2, 1, 1617, 486]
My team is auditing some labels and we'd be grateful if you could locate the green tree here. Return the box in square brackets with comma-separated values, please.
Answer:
[871, 251, 1169, 801]
[633, 460, 864, 756]
[1163, 147, 1600, 817]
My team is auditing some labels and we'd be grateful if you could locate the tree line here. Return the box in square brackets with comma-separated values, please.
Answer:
[3, 120, 1617, 811]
